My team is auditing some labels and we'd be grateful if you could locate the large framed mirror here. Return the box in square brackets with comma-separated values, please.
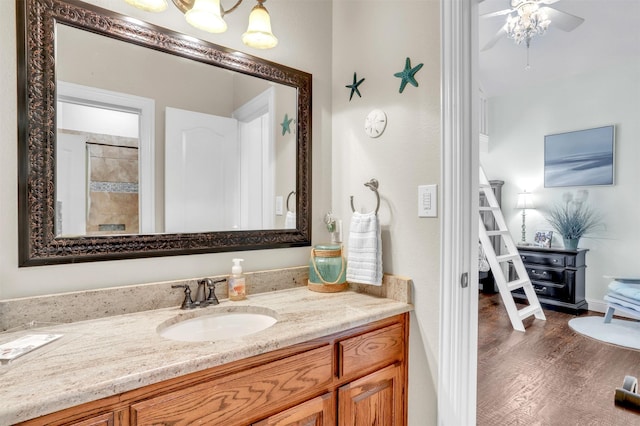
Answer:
[17, 0, 312, 266]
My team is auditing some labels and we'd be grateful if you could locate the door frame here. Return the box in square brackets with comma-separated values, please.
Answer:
[438, 0, 479, 425]
[56, 81, 156, 233]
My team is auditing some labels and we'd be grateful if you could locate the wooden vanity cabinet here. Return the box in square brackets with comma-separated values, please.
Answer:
[252, 393, 336, 426]
[17, 313, 408, 426]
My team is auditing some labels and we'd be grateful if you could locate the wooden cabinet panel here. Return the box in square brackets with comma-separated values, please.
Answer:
[70, 412, 114, 426]
[18, 314, 408, 426]
[252, 393, 335, 426]
[131, 345, 333, 426]
[338, 363, 403, 426]
[338, 323, 404, 378]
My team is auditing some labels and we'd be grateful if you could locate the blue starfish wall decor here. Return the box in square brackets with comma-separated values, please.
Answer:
[394, 57, 424, 93]
[345, 72, 365, 101]
[280, 113, 294, 135]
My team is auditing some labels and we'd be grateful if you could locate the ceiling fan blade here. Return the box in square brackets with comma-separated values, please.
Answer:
[539, 0, 561, 5]
[480, 8, 514, 19]
[542, 6, 585, 32]
[481, 24, 508, 52]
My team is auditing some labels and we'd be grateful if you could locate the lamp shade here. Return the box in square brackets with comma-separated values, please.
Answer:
[515, 191, 535, 209]
[185, 0, 228, 33]
[242, 2, 278, 49]
[125, 0, 167, 12]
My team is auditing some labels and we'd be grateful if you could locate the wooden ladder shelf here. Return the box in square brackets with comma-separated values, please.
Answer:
[479, 167, 546, 332]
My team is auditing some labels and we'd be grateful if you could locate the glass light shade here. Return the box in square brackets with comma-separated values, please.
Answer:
[125, 0, 167, 12]
[185, 0, 228, 33]
[242, 3, 278, 49]
[515, 192, 535, 209]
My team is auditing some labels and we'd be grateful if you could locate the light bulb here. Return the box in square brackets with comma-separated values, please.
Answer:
[185, 0, 228, 33]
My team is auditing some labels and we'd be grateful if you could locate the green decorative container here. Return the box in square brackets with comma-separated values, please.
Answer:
[563, 238, 580, 250]
[308, 244, 347, 293]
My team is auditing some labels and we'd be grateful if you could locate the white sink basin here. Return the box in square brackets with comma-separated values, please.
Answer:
[158, 310, 277, 342]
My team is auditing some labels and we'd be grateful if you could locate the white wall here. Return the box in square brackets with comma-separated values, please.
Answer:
[0, 0, 332, 299]
[481, 59, 640, 307]
[332, 1, 441, 424]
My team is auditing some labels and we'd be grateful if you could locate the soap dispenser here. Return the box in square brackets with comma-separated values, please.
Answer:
[228, 258, 246, 301]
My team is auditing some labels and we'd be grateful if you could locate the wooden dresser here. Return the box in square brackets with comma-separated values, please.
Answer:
[510, 246, 588, 314]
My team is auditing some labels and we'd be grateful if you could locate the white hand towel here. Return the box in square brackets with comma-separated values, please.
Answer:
[284, 211, 296, 229]
[346, 211, 382, 286]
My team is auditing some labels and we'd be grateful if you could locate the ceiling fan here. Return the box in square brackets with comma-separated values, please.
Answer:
[480, 0, 585, 51]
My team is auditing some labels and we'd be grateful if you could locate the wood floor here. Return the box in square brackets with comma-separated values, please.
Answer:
[477, 293, 640, 425]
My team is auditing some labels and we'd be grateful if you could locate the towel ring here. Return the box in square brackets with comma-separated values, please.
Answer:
[350, 179, 380, 215]
[286, 191, 296, 212]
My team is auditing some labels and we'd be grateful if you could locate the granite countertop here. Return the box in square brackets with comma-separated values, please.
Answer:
[0, 287, 412, 424]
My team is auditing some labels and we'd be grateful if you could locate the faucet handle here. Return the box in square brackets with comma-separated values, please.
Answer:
[203, 278, 226, 306]
[172, 284, 196, 310]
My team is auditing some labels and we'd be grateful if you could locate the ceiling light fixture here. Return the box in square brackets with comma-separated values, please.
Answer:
[505, 1, 550, 47]
[125, 0, 278, 49]
[504, 1, 550, 69]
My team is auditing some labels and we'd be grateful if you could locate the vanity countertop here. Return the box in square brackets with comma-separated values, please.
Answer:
[0, 287, 412, 424]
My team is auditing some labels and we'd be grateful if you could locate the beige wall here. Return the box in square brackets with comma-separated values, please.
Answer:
[0, 0, 332, 298]
[2, 1, 441, 423]
[331, 1, 441, 424]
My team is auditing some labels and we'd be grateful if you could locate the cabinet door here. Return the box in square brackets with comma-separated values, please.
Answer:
[253, 393, 335, 426]
[338, 363, 404, 426]
[69, 412, 114, 426]
[130, 345, 333, 426]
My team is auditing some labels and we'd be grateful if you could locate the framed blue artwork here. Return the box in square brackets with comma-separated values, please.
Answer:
[544, 125, 615, 187]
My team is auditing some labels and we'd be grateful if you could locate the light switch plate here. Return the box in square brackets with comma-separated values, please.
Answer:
[418, 184, 437, 217]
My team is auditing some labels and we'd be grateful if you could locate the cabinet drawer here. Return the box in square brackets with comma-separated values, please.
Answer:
[338, 323, 404, 378]
[531, 283, 570, 301]
[525, 266, 565, 284]
[131, 345, 333, 426]
[520, 253, 566, 267]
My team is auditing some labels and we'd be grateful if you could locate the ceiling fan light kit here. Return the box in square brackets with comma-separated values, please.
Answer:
[505, 1, 550, 46]
[481, 0, 585, 52]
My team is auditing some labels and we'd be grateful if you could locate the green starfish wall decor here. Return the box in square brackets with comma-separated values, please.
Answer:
[394, 57, 424, 93]
[345, 72, 365, 101]
[280, 113, 294, 135]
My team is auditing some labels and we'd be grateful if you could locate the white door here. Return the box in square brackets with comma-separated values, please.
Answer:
[238, 113, 274, 230]
[233, 88, 276, 230]
[56, 133, 87, 236]
[165, 107, 239, 233]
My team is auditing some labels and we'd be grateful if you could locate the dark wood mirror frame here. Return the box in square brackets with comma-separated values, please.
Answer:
[16, 0, 312, 266]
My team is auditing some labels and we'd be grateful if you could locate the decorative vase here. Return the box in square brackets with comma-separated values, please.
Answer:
[308, 244, 348, 293]
[563, 238, 579, 250]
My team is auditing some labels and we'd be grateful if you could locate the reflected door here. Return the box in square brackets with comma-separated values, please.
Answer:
[165, 107, 239, 233]
[56, 133, 87, 236]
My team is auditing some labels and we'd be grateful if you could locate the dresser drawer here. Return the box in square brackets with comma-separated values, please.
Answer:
[338, 323, 404, 378]
[520, 253, 566, 267]
[525, 266, 565, 284]
[513, 282, 571, 302]
[531, 283, 570, 302]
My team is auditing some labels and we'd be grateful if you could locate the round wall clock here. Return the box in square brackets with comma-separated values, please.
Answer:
[364, 109, 387, 138]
